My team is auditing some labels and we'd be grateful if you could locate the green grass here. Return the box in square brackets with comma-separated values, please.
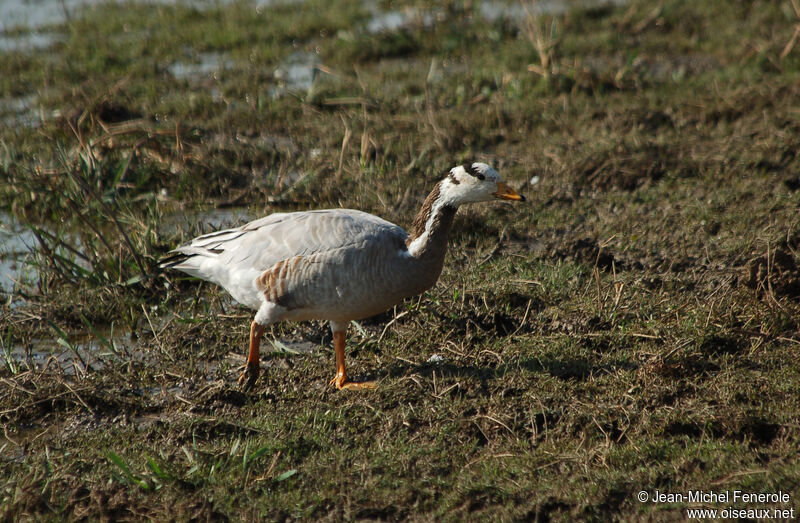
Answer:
[2, 0, 800, 519]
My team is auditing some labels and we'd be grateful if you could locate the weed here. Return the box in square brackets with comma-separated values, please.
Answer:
[522, 2, 561, 83]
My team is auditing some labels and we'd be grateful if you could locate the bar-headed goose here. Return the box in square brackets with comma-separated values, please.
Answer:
[162, 162, 525, 390]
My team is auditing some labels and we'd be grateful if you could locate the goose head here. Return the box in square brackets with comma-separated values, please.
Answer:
[439, 162, 525, 206]
[405, 161, 526, 258]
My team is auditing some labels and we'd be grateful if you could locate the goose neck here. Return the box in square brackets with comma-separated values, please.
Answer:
[406, 182, 458, 259]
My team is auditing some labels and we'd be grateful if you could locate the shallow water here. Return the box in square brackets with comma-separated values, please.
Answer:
[365, 5, 435, 34]
[0, 211, 40, 293]
[0, 0, 87, 30]
[365, 0, 629, 35]
[1, 319, 314, 380]
[167, 51, 235, 80]
[0, 0, 96, 51]
[0, 94, 44, 128]
[0, 30, 62, 52]
[271, 50, 320, 96]
[0, 0, 223, 51]
[2, 327, 136, 376]
[0, 0, 223, 31]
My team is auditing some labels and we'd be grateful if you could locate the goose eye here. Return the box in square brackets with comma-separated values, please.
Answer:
[477, 173, 485, 180]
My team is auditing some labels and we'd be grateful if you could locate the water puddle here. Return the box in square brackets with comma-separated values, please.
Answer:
[2, 327, 137, 376]
[0, 31, 62, 52]
[0, 0, 223, 52]
[0, 0, 97, 52]
[364, 0, 630, 35]
[0, 210, 97, 297]
[167, 51, 235, 81]
[0, 211, 41, 293]
[365, 5, 435, 34]
[254, 0, 306, 9]
[1, 0, 88, 30]
[0, 0, 222, 31]
[1, 327, 316, 385]
[269, 50, 322, 98]
[0, 94, 44, 128]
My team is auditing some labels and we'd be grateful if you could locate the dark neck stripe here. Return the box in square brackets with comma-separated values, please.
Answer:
[408, 181, 442, 243]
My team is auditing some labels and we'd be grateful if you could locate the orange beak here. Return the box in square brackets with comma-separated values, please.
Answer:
[493, 182, 526, 201]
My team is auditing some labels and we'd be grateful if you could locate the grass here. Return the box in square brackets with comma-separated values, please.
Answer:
[2, 0, 800, 519]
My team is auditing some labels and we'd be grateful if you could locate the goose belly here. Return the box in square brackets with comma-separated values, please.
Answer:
[283, 281, 420, 322]
[274, 247, 439, 323]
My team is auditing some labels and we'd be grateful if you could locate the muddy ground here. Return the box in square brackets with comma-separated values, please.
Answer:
[1, 0, 800, 520]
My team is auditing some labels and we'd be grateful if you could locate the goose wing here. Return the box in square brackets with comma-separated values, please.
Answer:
[162, 209, 408, 280]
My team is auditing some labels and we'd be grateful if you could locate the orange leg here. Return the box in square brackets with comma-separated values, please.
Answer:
[238, 321, 266, 390]
[329, 330, 377, 390]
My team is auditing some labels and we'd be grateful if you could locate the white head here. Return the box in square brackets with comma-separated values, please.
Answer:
[439, 162, 525, 206]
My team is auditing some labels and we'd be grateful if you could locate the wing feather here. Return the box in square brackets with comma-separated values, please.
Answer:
[163, 209, 407, 274]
